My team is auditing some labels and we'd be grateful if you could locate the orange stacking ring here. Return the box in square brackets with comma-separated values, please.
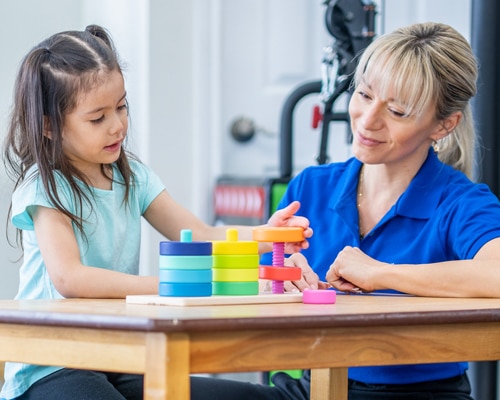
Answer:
[252, 227, 304, 242]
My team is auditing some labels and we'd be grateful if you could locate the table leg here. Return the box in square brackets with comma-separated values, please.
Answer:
[144, 332, 190, 400]
[310, 368, 348, 400]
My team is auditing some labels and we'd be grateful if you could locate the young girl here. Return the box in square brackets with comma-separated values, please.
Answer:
[1, 25, 311, 400]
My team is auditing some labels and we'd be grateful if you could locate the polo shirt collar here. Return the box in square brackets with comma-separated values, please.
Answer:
[330, 158, 363, 239]
[395, 148, 449, 219]
[331, 148, 449, 222]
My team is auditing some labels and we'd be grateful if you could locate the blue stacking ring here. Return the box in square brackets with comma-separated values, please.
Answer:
[159, 269, 212, 283]
[159, 241, 212, 256]
[159, 282, 212, 297]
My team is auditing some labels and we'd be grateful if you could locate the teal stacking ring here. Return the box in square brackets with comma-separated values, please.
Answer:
[159, 255, 213, 270]
[159, 269, 212, 283]
[159, 282, 212, 297]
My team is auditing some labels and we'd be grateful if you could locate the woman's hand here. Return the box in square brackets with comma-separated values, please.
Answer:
[267, 201, 313, 253]
[326, 246, 386, 293]
[282, 253, 329, 292]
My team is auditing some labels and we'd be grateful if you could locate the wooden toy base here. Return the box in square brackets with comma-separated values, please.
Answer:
[126, 292, 303, 306]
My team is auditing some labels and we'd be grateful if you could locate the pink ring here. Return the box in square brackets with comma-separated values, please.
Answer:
[302, 289, 337, 304]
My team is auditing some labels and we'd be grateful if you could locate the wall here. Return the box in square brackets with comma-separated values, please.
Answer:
[0, 0, 475, 289]
[0, 1, 83, 299]
[0, 1, 475, 284]
[0, 0, 497, 397]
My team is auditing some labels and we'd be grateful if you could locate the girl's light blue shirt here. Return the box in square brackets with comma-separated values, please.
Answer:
[1, 159, 165, 399]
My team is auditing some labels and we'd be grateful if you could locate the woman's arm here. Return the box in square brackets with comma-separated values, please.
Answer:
[326, 238, 500, 297]
[33, 205, 158, 298]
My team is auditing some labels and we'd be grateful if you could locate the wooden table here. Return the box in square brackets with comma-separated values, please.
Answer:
[0, 295, 500, 399]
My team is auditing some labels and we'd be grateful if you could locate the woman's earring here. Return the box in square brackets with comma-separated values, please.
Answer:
[432, 140, 440, 153]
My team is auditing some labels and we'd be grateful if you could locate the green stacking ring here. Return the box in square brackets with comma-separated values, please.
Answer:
[212, 254, 259, 269]
[212, 281, 259, 296]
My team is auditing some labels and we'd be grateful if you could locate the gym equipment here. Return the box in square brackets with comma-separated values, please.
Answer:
[214, 0, 377, 225]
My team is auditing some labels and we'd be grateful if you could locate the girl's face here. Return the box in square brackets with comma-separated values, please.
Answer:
[349, 78, 446, 170]
[61, 70, 128, 179]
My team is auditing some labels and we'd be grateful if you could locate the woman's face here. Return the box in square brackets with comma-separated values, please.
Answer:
[349, 77, 445, 170]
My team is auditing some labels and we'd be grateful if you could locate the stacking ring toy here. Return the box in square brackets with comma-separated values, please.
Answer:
[159, 255, 213, 270]
[212, 229, 258, 255]
[159, 282, 212, 297]
[160, 229, 212, 256]
[212, 281, 259, 296]
[302, 289, 337, 304]
[258, 266, 301, 281]
[213, 268, 259, 282]
[252, 227, 304, 243]
[252, 227, 304, 294]
[159, 269, 212, 284]
[212, 254, 259, 269]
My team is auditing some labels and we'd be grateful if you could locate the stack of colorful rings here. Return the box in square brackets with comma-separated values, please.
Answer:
[252, 227, 303, 294]
[158, 229, 212, 297]
[211, 229, 259, 295]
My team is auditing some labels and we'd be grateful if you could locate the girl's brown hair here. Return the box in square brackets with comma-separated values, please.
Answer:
[4, 25, 135, 242]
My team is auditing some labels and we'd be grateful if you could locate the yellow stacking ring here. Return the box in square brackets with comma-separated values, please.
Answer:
[213, 268, 259, 282]
[212, 228, 258, 255]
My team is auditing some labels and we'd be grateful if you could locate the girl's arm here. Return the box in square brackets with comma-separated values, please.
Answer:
[33, 191, 311, 299]
[326, 237, 500, 297]
[143, 190, 312, 253]
[33, 205, 158, 298]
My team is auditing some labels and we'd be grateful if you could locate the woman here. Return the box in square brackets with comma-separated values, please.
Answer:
[191, 21, 500, 400]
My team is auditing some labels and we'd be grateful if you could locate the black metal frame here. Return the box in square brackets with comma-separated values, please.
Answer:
[471, 0, 500, 397]
[279, 0, 376, 179]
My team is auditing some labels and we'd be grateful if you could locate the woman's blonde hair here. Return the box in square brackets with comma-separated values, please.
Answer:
[353, 22, 478, 178]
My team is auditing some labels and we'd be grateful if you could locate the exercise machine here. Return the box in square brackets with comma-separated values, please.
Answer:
[214, 0, 377, 226]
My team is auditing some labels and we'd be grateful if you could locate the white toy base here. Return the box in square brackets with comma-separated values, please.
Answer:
[126, 292, 303, 306]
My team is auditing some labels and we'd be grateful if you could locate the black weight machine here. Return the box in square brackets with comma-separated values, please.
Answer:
[214, 0, 376, 227]
[280, 0, 376, 179]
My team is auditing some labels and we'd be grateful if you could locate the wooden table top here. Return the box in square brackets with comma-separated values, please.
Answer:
[0, 295, 499, 333]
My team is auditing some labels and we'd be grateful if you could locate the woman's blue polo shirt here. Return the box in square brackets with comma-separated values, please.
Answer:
[269, 148, 500, 384]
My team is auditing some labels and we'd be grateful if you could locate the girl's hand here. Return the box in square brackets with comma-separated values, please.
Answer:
[282, 253, 329, 292]
[267, 201, 313, 252]
[326, 246, 385, 293]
